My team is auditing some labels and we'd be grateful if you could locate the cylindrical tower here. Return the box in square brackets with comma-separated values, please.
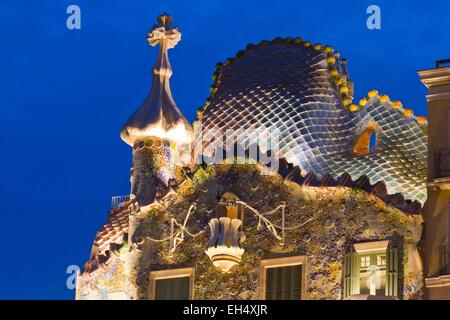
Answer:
[121, 13, 194, 208]
[120, 13, 193, 299]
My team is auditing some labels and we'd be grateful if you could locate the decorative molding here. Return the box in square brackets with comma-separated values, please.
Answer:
[426, 91, 450, 102]
[427, 177, 450, 190]
[353, 240, 389, 253]
[418, 67, 450, 88]
[425, 274, 450, 288]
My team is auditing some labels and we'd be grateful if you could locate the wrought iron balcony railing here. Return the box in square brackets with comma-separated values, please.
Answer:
[434, 148, 450, 179]
[111, 195, 130, 209]
[436, 59, 450, 68]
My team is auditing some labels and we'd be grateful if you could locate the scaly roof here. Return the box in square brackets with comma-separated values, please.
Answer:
[84, 202, 130, 273]
[83, 36, 429, 275]
[196, 38, 427, 204]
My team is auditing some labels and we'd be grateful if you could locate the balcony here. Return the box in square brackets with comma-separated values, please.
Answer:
[436, 59, 450, 69]
[434, 148, 450, 178]
[428, 148, 450, 189]
[111, 195, 130, 208]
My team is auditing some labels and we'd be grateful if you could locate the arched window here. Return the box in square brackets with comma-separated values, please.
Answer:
[352, 124, 378, 156]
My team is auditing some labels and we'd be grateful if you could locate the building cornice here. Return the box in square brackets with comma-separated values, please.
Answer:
[426, 91, 450, 103]
[418, 66, 450, 88]
[425, 274, 450, 288]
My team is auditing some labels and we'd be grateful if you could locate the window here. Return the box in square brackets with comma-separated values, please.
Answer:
[259, 256, 307, 300]
[359, 253, 387, 296]
[266, 265, 301, 300]
[377, 255, 386, 267]
[360, 256, 371, 268]
[352, 124, 378, 156]
[343, 240, 398, 299]
[149, 267, 194, 300]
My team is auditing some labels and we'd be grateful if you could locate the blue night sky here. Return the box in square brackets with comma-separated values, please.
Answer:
[0, 0, 449, 299]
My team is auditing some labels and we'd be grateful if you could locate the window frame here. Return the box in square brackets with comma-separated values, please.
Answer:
[259, 255, 307, 300]
[356, 250, 388, 296]
[149, 267, 195, 300]
[344, 240, 398, 298]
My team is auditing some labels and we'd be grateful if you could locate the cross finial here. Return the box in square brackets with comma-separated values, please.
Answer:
[120, 13, 193, 147]
[157, 12, 173, 28]
[147, 12, 181, 49]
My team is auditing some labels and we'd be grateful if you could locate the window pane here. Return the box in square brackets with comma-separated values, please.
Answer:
[266, 265, 302, 300]
[360, 256, 371, 268]
[358, 253, 387, 296]
[155, 276, 190, 300]
[377, 255, 386, 267]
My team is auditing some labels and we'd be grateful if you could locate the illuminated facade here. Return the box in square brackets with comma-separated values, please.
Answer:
[419, 62, 450, 299]
[76, 14, 449, 300]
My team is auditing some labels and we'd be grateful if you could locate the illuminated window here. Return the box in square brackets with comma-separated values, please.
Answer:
[260, 256, 306, 300]
[149, 268, 194, 300]
[343, 240, 398, 298]
[360, 256, 371, 268]
[377, 255, 386, 267]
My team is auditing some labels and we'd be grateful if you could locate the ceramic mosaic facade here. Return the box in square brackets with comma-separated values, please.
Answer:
[77, 14, 429, 300]
[78, 164, 423, 300]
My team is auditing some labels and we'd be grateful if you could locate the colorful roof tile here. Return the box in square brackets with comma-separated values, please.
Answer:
[197, 38, 427, 204]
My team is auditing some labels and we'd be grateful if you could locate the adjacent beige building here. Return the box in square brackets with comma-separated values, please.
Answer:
[419, 61, 450, 299]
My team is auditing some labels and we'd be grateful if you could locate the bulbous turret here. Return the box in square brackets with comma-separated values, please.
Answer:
[120, 13, 193, 146]
[121, 14, 193, 208]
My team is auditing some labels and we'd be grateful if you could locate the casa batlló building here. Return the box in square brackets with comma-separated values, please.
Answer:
[76, 14, 450, 300]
